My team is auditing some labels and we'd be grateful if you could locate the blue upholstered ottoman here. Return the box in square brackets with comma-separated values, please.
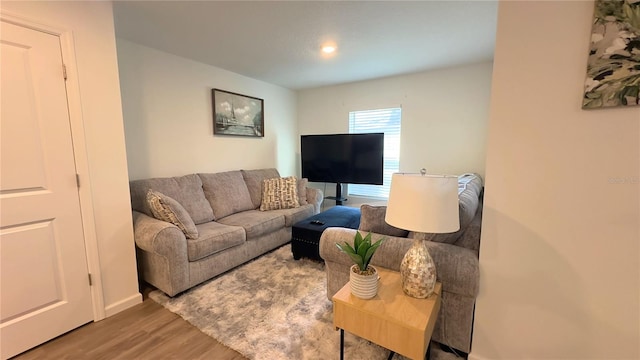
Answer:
[291, 206, 361, 261]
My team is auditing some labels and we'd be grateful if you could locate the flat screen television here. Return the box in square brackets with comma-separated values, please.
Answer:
[301, 133, 384, 203]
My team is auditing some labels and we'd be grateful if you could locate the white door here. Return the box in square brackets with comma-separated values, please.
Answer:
[0, 20, 93, 359]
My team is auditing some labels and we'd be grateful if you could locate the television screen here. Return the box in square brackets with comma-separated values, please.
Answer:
[301, 133, 384, 185]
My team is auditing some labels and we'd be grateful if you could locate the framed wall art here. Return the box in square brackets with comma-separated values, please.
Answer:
[582, 0, 640, 109]
[212, 89, 264, 137]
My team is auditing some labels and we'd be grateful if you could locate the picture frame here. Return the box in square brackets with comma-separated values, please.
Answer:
[582, 0, 640, 109]
[212, 89, 264, 137]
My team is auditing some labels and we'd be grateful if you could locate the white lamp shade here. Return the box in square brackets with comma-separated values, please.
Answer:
[385, 173, 460, 233]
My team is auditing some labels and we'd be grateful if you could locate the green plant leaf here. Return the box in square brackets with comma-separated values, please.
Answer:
[337, 232, 384, 272]
[363, 237, 385, 268]
[356, 241, 368, 260]
[371, 237, 384, 248]
[336, 241, 356, 255]
[347, 252, 364, 270]
[363, 232, 372, 244]
[354, 231, 363, 251]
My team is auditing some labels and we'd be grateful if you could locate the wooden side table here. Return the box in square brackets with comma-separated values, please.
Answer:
[332, 267, 442, 360]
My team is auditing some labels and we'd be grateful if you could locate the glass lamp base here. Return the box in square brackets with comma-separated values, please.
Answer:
[400, 238, 436, 298]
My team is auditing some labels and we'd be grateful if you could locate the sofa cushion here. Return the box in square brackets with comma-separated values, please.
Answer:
[200, 171, 255, 219]
[297, 178, 309, 205]
[189, 222, 246, 261]
[241, 168, 281, 209]
[260, 176, 300, 211]
[216, 210, 285, 240]
[409, 173, 483, 244]
[130, 174, 214, 224]
[270, 204, 315, 227]
[359, 204, 410, 237]
[146, 190, 199, 239]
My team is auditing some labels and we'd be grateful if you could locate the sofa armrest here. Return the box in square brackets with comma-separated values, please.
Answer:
[133, 211, 189, 296]
[320, 228, 479, 297]
[133, 211, 188, 255]
[305, 187, 324, 214]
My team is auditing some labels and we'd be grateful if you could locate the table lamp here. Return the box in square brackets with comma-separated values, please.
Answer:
[385, 170, 460, 298]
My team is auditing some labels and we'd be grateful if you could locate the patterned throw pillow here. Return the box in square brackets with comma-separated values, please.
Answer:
[146, 189, 199, 239]
[260, 176, 300, 211]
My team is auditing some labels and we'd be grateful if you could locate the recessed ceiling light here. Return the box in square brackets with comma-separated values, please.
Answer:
[321, 45, 336, 54]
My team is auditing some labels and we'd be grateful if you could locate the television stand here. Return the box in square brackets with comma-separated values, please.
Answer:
[325, 196, 347, 205]
[325, 183, 347, 205]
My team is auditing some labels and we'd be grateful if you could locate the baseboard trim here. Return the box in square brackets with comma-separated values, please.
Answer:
[104, 292, 143, 318]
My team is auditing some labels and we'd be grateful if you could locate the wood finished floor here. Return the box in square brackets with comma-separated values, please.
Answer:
[12, 286, 248, 360]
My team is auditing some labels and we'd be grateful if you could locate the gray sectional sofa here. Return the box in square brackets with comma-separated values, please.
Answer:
[319, 173, 483, 355]
[130, 168, 323, 296]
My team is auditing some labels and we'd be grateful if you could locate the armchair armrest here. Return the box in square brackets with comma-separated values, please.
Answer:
[320, 228, 479, 297]
[320, 228, 406, 270]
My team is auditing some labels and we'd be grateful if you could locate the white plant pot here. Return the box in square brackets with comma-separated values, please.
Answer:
[349, 264, 379, 299]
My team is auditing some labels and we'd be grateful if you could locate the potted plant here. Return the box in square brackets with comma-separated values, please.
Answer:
[336, 231, 385, 299]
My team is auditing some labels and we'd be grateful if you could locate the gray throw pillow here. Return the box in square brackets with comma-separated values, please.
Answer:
[297, 177, 309, 205]
[359, 204, 409, 237]
[146, 189, 199, 239]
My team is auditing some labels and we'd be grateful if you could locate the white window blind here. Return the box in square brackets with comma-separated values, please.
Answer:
[348, 107, 401, 199]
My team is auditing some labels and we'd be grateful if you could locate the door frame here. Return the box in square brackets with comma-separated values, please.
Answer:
[1, 10, 106, 321]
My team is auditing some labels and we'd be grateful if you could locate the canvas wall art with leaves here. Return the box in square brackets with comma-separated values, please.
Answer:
[583, 0, 640, 109]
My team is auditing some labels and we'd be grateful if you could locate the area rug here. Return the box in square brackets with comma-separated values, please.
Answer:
[149, 244, 410, 360]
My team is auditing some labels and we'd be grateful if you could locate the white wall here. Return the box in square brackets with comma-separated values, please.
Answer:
[472, 1, 640, 359]
[116, 39, 298, 180]
[297, 62, 493, 207]
[1, 1, 141, 316]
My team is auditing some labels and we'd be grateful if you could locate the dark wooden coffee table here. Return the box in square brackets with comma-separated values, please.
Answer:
[291, 206, 360, 261]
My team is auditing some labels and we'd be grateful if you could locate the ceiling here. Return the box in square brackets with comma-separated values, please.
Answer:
[113, 1, 498, 90]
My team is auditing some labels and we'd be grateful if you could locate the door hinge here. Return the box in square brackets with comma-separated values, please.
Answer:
[63, 64, 68, 80]
[76, 174, 80, 188]
[88, 273, 93, 286]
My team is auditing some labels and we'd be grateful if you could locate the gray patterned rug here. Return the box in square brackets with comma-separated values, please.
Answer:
[149, 244, 409, 360]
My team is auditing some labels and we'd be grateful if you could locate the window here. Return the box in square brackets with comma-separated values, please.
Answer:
[348, 107, 401, 199]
